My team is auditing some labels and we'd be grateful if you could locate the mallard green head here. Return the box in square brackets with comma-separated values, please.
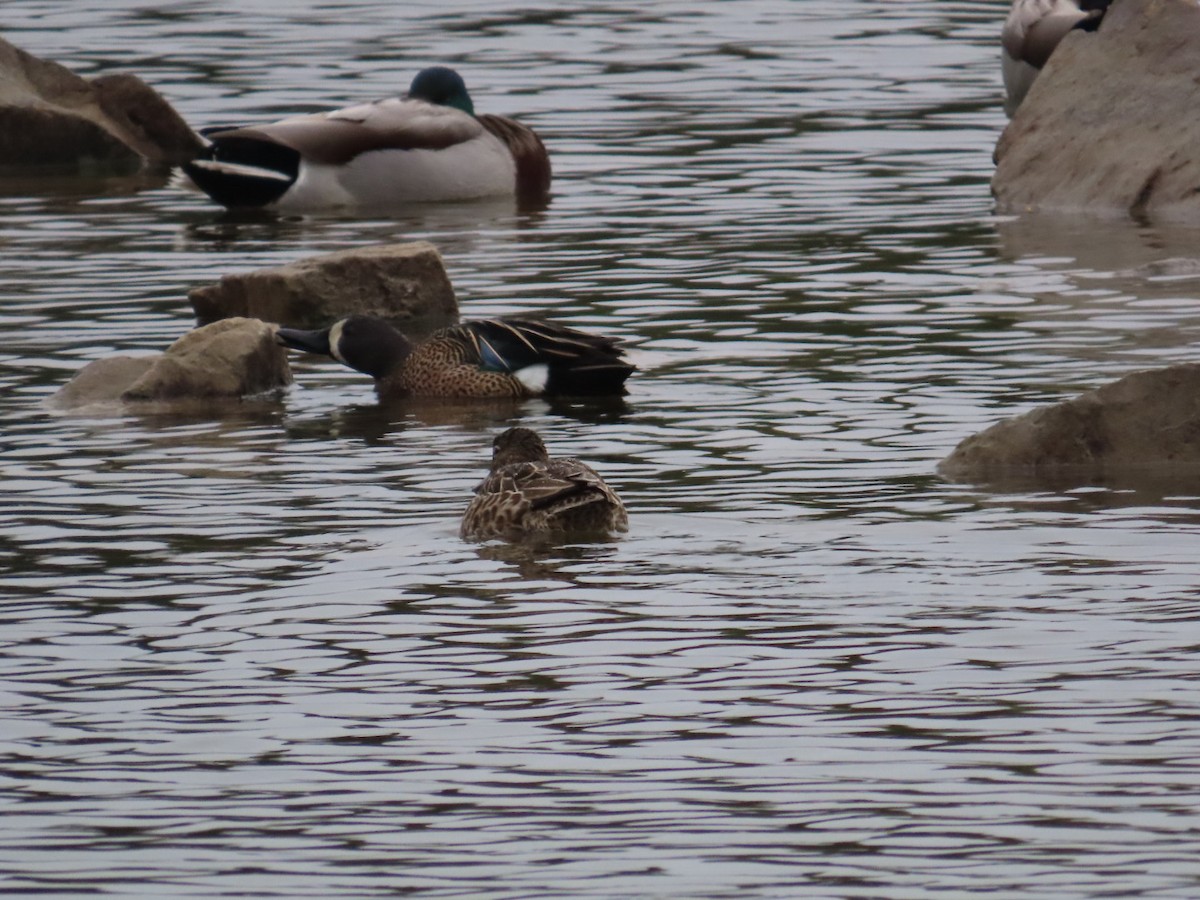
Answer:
[408, 66, 475, 116]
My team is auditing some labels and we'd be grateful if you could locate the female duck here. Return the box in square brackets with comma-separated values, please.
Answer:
[460, 427, 629, 541]
[183, 66, 550, 210]
[275, 315, 633, 399]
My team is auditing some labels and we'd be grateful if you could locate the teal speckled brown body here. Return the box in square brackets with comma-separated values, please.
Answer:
[393, 331, 531, 397]
[276, 315, 633, 399]
[460, 427, 628, 541]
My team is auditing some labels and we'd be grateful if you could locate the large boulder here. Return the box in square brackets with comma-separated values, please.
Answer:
[0, 36, 202, 170]
[939, 363, 1200, 480]
[188, 241, 460, 331]
[49, 317, 291, 411]
[993, 0, 1200, 220]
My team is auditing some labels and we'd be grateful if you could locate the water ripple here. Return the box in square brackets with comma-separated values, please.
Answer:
[3, 1, 1200, 897]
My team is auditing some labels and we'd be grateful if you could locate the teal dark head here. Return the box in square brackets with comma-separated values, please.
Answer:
[276, 316, 412, 380]
[408, 66, 475, 115]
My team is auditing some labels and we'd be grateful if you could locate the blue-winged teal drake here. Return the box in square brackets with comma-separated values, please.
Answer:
[1002, 0, 1110, 115]
[460, 427, 629, 541]
[275, 315, 633, 399]
[183, 66, 550, 211]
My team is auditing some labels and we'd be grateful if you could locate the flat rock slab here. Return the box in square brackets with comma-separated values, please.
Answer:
[940, 363, 1200, 481]
[993, 0, 1200, 220]
[189, 241, 460, 332]
[0, 37, 202, 170]
[50, 317, 291, 412]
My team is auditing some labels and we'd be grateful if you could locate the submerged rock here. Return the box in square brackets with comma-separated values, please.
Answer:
[0, 36, 202, 170]
[993, 0, 1200, 220]
[49, 356, 158, 409]
[50, 318, 291, 411]
[123, 317, 292, 401]
[939, 363, 1200, 480]
[188, 241, 459, 331]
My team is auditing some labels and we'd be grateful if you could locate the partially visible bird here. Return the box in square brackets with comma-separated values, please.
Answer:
[1002, 0, 1111, 115]
[275, 315, 633, 399]
[460, 427, 629, 541]
[182, 66, 550, 210]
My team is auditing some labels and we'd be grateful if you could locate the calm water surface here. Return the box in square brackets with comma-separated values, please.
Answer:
[3, 1, 1200, 897]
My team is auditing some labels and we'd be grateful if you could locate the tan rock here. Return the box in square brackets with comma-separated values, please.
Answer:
[49, 318, 291, 411]
[188, 241, 459, 331]
[939, 363, 1200, 480]
[993, 0, 1200, 220]
[122, 317, 291, 401]
[90, 73, 204, 165]
[0, 36, 202, 170]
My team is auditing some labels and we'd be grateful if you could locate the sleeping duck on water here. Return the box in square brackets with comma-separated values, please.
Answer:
[1002, 0, 1111, 115]
[183, 66, 550, 211]
[275, 315, 634, 400]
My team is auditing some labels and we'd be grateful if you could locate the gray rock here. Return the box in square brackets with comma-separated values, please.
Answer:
[49, 318, 291, 411]
[188, 241, 460, 332]
[0, 36, 202, 170]
[939, 363, 1200, 480]
[993, 0, 1200, 220]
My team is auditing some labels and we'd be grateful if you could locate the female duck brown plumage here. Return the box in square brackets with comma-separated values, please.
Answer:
[460, 427, 629, 541]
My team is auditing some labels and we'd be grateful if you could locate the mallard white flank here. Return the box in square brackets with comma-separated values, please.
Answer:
[183, 66, 550, 211]
[1002, 0, 1111, 115]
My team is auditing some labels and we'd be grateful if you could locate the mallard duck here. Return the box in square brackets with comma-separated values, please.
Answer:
[182, 66, 550, 210]
[460, 427, 629, 541]
[1002, 0, 1111, 115]
[275, 315, 633, 399]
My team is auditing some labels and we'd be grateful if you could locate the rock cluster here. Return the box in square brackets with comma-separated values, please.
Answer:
[53, 244, 463, 410]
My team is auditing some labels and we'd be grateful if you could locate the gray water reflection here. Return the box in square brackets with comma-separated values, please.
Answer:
[4, 1, 1200, 897]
